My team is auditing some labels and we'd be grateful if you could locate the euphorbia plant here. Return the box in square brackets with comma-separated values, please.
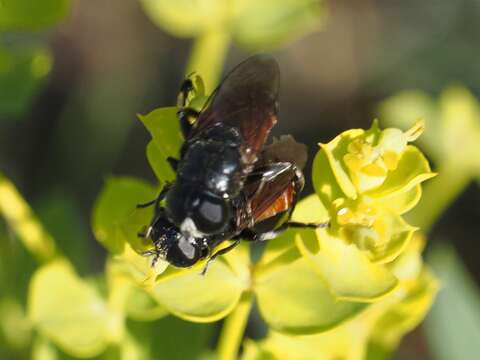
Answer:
[0, 83, 438, 358]
[91, 75, 437, 359]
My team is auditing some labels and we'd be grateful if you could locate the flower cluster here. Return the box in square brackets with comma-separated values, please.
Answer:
[86, 85, 438, 358]
[296, 119, 436, 302]
[243, 234, 438, 360]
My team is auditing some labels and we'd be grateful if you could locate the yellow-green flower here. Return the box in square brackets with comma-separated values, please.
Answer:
[287, 120, 436, 304]
[89, 80, 436, 346]
[242, 234, 439, 360]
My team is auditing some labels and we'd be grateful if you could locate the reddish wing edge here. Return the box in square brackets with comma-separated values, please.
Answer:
[239, 136, 308, 227]
[248, 166, 298, 223]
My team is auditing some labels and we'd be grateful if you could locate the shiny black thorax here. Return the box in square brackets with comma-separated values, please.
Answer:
[178, 123, 245, 197]
[164, 123, 247, 235]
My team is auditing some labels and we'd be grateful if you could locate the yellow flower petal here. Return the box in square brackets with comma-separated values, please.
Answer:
[296, 232, 398, 302]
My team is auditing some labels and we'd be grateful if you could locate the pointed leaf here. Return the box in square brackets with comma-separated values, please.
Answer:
[377, 184, 422, 215]
[257, 195, 327, 269]
[319, 129, 364, 199]
[312, 148, 347, 207]
[149, 257, 246, 322]
[368, 212, 417, 264]
[138, 107, 183, 182]
[125, 286, 168, 321]
[254, 253, 365, 334]
[367, 146, 435, 199]
[296, 233, 398, 301]
[92, 177, 156, 254]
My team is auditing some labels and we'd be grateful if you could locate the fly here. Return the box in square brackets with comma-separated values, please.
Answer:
[138, 55, 328, 272]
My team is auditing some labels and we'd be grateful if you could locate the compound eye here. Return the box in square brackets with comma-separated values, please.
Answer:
[166, 237, 202, 268]
[192, 192, 229, 235]
[165, 185, 187, 227]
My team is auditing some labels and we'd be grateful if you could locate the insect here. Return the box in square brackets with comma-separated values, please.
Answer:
[138, 55, 327, 272]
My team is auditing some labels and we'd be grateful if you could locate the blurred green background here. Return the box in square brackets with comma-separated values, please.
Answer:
[1, 0, 480, 359]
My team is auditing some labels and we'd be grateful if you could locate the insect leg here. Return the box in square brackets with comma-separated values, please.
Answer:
[177, 77, 194, 108]
[286, 221, 329, 229]
[176, 75, 201, 137]
[137, 228, 147, 238]
[240, 221, 328, 242]
[136, 199, 156, 209]
[142, 245, 161, 267]
[200, 239, 241, 276]
[167, 156, 179, 171]
[136, 183, 171, 210]
[177, 107, 200, 138]
[238, 227, 283, 242]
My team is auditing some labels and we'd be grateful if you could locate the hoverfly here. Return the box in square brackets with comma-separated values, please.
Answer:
[138, 55, 327, 272]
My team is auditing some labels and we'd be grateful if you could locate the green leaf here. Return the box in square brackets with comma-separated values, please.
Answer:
[377, 184, 422, 215]
[0, 44, 52, 118]
[28, 260, 113, 358]
[255, 229, 302, 276]
[245, 328, 368, 360]
[296, 232, 398, 302]
[424, 245, 480, 360]
[242, 339, 276, 360]
[140, 0, 226, 37]
[233, 0, 327, 49]
[291, 193, 329, 224]
[369, 212, 417, 264]
[256, 195, 326, 270]
[92, 177, 157, 254]
[386, 234, 424, 281]
[140, 0, 326, 51]
[254, 252, 365, 334]
[312, 148, 347, 207]
[369, 268, 438, 351]
[146, 141, 174, 184]
[127, 316, 213, 360]
[32, 335, 58, 360]
[319, 129, 364, 199]
[0, 0, 70, 30]
[101, 331, 147, 360]
[149, 255, 246, 322]
[0, 298, 32, 350]
[367, 146, 435, 199]
[438, 86, 480, 172]
[125, 286, 168, 321]
[138, 107, 183, 183]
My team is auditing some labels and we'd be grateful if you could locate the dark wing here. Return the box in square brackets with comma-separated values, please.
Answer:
[252, 180, 297, 223]
[237, 161, 303, 229]
[187, 55, 280, 165]
[249, 164, 299, 223]
[239, 136, 308, 227]
[256, 135, 308, 170]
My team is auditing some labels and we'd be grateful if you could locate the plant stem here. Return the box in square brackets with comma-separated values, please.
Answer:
[0, 173, 57, 263]
[406, 163, 471, 232]
[217, 292, 253, 360]
[107, 277, 131, 343]
[186, 30, 231, 93]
